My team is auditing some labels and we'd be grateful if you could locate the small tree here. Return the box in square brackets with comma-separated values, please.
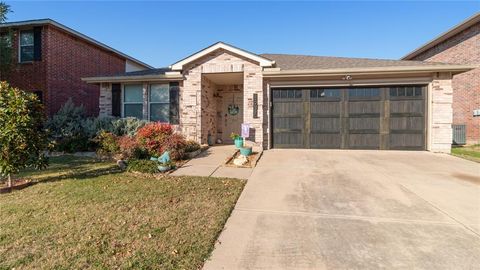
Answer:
[0, 81, 49, 187]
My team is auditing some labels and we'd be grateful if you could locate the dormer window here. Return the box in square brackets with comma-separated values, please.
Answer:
[19, 30, 34, 62]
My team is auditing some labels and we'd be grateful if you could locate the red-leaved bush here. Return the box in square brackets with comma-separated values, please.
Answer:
[117, 135, 145, 160]
[136, 122, 175, 156]
[162, 133, 187, 160]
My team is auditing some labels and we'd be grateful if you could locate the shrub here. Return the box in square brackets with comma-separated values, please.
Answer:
[47, 99, 94, 152]
[163, 133, 187, 160]
[0, 82, 49, 187]
[117, 135, 147, 160]
[185, 140, 201, 153]
[136, 123, 173, 156]
[109, 117, 148, 137]
[81, 116, 115, 139]
[95, 131, 119, 157]
[126, 159, 158, 174]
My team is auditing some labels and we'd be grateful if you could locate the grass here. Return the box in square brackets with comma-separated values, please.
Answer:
[0, 156, 245, 269]
[451, 144, 480, 163]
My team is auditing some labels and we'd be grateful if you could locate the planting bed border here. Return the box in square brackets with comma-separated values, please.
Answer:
[0, 180, 34, 194]
[224, 149, 263, 168]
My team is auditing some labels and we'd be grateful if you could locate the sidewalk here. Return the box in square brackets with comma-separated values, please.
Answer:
[171, 145, 253, 179]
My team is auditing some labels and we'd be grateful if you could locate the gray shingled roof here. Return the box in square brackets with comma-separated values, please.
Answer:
[260, 54, 451, 70]
[112, 68, 171, 77]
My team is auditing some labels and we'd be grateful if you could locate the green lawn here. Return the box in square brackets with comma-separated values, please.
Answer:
[0, 156, 245, 269]
[452, 145, 480, 163]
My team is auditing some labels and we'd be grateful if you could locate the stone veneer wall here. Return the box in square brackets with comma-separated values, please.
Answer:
[99, 83, 112, 117]
[201, 76, 218, 144]
[430, 72, 454, 153]
[181, 49, 265, 147]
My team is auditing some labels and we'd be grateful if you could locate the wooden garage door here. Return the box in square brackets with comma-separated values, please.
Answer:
[272, 86, 426, 150]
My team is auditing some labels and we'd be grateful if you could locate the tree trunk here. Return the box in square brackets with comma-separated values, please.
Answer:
[7, 174, 12, 188]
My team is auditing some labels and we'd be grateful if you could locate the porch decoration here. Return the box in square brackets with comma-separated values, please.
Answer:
[150, 151, 174, 172]
[230, 132, 243, 148]
[227, 93, 240, 115]
[239, 146, 252, 156]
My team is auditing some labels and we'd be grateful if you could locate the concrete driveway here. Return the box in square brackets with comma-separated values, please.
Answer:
[204, 150, 480, 269]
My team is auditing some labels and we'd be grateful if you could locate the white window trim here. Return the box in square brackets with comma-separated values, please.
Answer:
[121, 83, 144, 118]
[19, 30, 34, 63]
[148, 83, 170, 122]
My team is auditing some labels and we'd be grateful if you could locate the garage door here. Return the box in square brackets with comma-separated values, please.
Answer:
[272, 86, 426, 150]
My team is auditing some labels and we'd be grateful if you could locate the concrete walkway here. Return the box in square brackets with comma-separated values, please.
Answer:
[204, 150, 480, 269]
[171, 145, 253, 179]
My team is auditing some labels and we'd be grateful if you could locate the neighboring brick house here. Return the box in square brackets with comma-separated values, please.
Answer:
[402, 13, 480, 145]
[84, 42, 474, 153]
[0, 19, 152, 116]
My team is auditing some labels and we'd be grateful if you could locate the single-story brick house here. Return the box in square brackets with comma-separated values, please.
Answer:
[402, 12, 480, 145]
[0, 19, 152, 116]
[83, 42, 474, 153]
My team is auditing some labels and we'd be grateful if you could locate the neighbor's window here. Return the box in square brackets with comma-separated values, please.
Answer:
[19, 30, 34, 62]
[123, 84, 143, 119]
[149, 84, 170, 122]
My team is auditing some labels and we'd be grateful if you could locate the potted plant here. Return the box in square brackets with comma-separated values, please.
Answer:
[230, 132, 243, 148]
[240, 146, 252, 156]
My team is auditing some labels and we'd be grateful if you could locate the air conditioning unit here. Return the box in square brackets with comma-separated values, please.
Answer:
[474, 109, 480, 117]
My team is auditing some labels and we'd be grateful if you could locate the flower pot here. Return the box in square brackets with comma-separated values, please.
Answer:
[239, 146, 252, 156]
[234, 137, 244, 148]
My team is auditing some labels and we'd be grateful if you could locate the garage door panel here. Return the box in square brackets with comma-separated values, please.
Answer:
[390, 117, 424, 131]
[348, 101, 381, 114]
[348, 134, 380, 149]
[311, 117, 340, 133]
[272, 102, 303, 117]
[389, 134, 424, 150]
[273, 132, 304, 148]
[349, 117, 380, 132]
[274, 117, 303, 131]
[310, 134, 341, 149]
[311, 101, 341, 115]
[390, 100, 424, 114]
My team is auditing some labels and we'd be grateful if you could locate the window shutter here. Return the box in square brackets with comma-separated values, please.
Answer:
[169, 82, 180, 124]
[33, 27, 42, 61]
[111, 84, 121, 117]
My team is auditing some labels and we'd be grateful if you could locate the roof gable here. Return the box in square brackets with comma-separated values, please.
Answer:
[0, 19, 153, 69]
[402, 12, 480, 60]
[170, 42, 275, 70]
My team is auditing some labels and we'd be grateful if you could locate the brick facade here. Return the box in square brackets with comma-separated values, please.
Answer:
[409, 21, 480, 144]
[1, 24, 128, 116]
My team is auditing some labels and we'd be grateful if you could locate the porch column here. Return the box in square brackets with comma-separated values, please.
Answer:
[430, 72, 453, 153]
[142, 83, 149, 120]
[99, 82, 112, 117]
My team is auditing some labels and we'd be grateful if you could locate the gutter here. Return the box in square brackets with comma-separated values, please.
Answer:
[262, 65, 476, 78]
[82, 74, 184, 84]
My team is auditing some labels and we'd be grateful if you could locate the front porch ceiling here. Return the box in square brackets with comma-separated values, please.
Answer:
[203, 72, 243, 85]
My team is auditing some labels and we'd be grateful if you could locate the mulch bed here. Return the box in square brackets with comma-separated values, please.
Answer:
[224, 149, 263, 168]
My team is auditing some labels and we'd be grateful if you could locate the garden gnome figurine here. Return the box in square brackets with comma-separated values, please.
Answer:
[159, 151, 171, 164]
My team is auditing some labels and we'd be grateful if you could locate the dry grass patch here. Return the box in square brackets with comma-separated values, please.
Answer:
[0, 156, 245, 269]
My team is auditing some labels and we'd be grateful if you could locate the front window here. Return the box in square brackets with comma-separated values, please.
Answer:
[19, 30, 34, 62]
[149, 84, 170, 122]
[123, 84, 143, 119]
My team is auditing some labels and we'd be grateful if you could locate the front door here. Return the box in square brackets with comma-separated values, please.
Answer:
[218, 92, 243, 143]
